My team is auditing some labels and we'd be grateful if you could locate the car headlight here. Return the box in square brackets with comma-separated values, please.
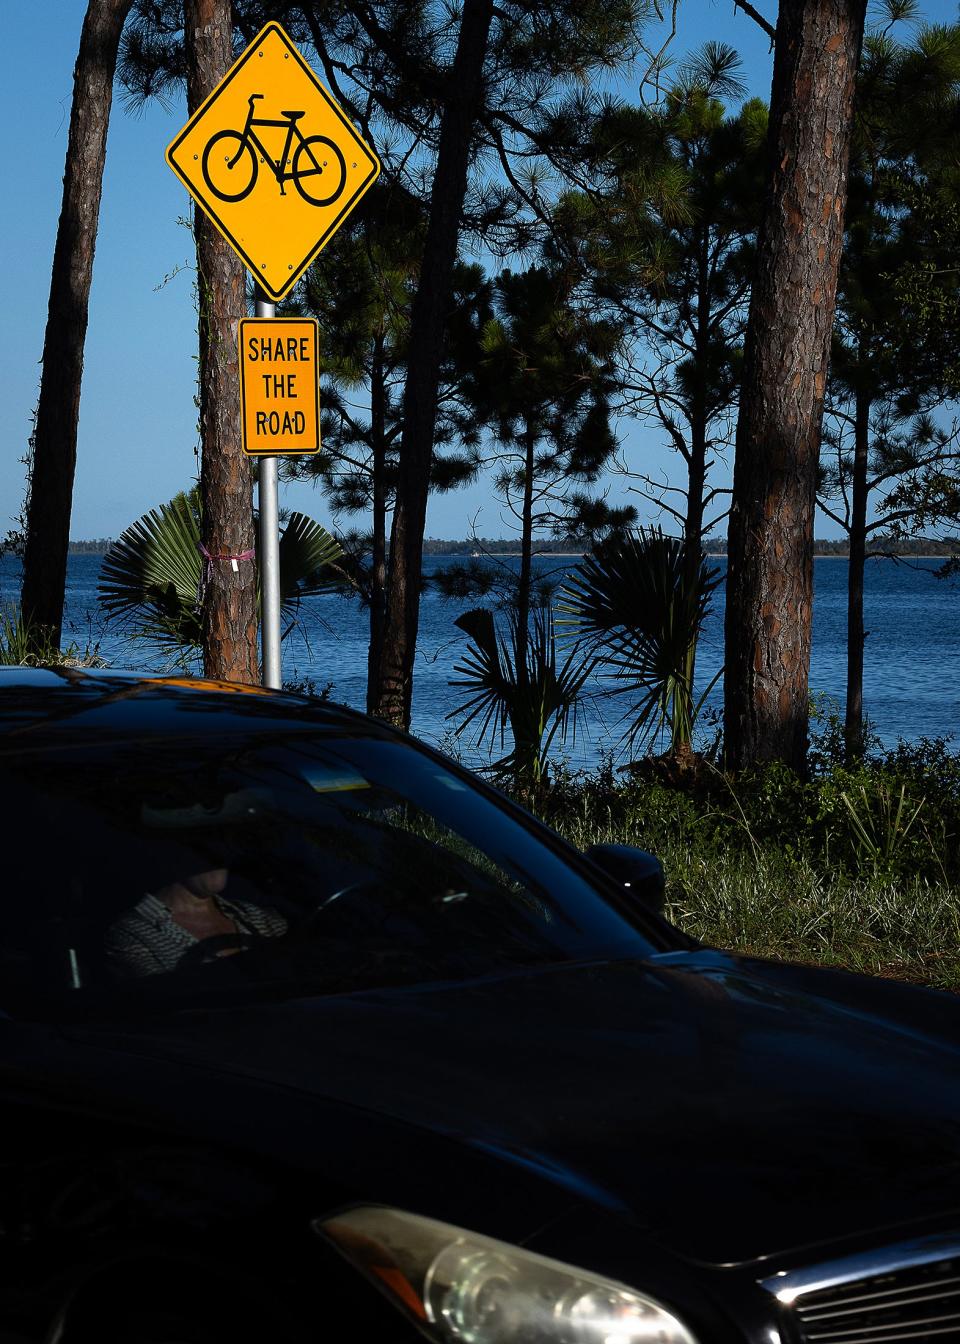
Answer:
[316, 1206, 699, 1344]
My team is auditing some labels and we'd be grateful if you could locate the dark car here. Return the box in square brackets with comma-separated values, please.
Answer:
[0, 666, 958, 1344]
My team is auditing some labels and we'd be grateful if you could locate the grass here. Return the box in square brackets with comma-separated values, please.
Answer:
[0, 606, 104, 669]
[525, 743, 960, 994]
[661, 847, 960, 992]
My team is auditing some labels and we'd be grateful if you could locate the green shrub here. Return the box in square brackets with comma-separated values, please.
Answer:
[0, 607, 103, 669]
[522, 738, 960, 990]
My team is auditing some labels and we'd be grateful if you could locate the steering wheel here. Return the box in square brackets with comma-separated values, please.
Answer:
[301, 881, 388, 932]
[174, 932, 255, 970]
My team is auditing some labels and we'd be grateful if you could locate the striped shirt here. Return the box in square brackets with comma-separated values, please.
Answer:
[104, 893, 287, 978]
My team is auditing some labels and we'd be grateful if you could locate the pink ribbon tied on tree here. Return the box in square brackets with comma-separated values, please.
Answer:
[197, 541, 256, 605]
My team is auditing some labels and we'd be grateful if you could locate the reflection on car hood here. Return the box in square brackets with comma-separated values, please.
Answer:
[78, 951, 960, 1266]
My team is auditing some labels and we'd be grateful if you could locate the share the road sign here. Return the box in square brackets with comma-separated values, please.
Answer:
[166, 22, 380, 301]
[238, 317, 320, 455]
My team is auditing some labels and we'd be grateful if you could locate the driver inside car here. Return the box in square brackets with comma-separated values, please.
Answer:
[104, 865, 288, 978]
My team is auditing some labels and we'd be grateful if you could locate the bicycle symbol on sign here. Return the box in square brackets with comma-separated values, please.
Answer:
[201, 95, 347, 207]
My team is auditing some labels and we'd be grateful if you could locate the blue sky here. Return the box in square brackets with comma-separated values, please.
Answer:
[0, 0, 951, 542]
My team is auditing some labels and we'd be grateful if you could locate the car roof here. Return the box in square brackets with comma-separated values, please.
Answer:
[0, 665, 394, 755]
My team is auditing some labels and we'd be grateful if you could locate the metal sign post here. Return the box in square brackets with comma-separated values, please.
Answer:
[255, 287, 282, 689]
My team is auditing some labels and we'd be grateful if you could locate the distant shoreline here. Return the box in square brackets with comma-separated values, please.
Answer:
[62, 541, 956, 560]
[422, 549, 953, 561]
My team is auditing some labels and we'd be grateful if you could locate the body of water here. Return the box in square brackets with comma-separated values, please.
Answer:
[2, 553, 957, 767]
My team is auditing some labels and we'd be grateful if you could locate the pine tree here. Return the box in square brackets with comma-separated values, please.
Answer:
[459, 264, 633, 681]
[723, 0, 868, 773]
[20, 0, 134, 651]
[283, 184, 488, 711]
[185, 0, 258, 682]
[576, 48, 766, 571]
[820, 14, 960, 757]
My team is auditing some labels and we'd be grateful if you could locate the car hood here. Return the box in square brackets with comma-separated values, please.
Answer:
[74, 951, 960, 1266]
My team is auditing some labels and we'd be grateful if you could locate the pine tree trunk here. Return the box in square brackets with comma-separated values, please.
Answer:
[367, 337, 388, 714]
[515, 422, 536, 694]
[844, 385, 870, 758]
[683, 226, 711, 706]
[185, 0, 258, 684]
[20, 0, 133, 650]
[683, 448, 707, 750]
[374, 0, 495, 728]
[723, 0, 867, 772]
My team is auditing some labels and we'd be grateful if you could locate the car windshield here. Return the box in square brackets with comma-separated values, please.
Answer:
[1, 732, 658, 1018]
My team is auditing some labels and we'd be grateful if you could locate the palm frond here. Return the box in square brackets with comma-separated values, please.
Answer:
[557, 528, 721, 755]
[277, 512, 343, 605]
[449, 606, 593, 784]
[98, 490, 342, 663]
[98, 490, 204, 657]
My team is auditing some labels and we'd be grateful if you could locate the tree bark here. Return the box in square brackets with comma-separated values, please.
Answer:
[373, 0, 495, 728]
[515, 421, 536, 694]
[185, 0, 258, 684]
[20, 0, 134, 650]
[683, 223, 712, 698]
[844, 384, 870, 758]
[723, 0, 867, 772]
[366, 335, 388, 714]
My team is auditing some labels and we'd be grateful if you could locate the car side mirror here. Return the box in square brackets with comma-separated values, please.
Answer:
[585, 844, 666, 917]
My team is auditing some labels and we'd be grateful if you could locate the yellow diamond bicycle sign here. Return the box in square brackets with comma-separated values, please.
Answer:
[166, 22, 380, 302]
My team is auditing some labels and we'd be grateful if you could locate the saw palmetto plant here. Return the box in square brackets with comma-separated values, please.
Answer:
[98, 488, 342, 667]
[449, 605, 594, 790]
[557, 529, 722, 758]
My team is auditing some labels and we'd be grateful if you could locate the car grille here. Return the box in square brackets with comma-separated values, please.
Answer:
[790, 1255, 960, 1344]
[761, 1240, 960, 1344]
